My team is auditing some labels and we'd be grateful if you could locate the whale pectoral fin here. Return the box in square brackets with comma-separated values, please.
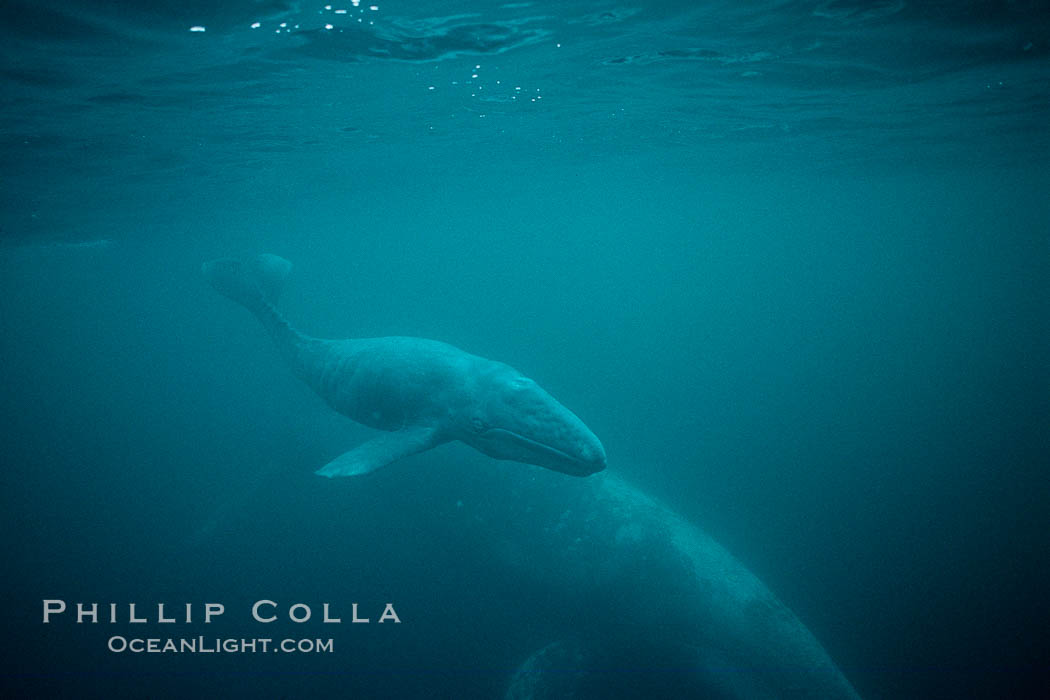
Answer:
[315, 425, 443, 478]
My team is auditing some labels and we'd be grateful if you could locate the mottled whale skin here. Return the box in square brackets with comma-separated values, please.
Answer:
[202, 255, 861, 698]
[202, 254, 606, 478]
[396, 465, 864, 700]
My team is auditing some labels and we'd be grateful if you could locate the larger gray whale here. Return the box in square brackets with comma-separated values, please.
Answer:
[201, 254, 862, 698]
[394, 464, 864, 699]
[202, 254, 606, 478]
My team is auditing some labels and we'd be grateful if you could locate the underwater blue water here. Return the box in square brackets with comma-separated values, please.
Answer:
[1, 1, 1048, 698]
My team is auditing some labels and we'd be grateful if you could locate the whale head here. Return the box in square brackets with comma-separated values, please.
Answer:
[459, 366, 606, 477]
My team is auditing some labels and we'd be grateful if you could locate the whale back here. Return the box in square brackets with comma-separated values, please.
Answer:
[419, 467, 861, 699]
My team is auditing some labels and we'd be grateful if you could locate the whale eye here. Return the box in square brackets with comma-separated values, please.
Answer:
[470, 416, 487, 433]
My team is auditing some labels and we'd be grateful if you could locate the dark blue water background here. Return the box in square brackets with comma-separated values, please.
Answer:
[1, 1, 1047, 697]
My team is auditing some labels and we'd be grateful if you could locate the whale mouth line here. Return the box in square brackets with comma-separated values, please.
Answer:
[483, 428, 581, 465]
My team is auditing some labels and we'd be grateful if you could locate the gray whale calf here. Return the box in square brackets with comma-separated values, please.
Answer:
[202, 254, 606, 478]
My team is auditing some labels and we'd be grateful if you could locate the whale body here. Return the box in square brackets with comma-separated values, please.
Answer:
[202, 254, 606, 478]
[201, 254, 861, 698]
[392, 465, 864, 699]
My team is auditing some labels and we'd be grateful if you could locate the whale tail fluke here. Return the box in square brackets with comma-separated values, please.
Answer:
[203, 253, 309, 369]
[202, 254, 292, 313]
